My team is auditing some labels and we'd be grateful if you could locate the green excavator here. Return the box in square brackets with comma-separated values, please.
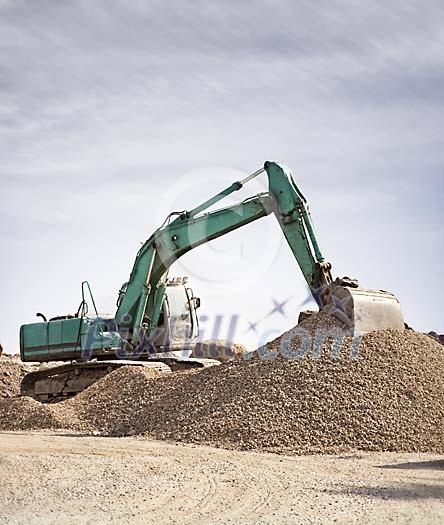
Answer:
[20, 161, 404, 401]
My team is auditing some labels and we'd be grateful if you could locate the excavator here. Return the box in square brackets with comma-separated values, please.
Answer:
[20, 161, 404, 401]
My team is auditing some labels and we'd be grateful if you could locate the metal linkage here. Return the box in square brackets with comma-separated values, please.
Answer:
[240, 167, 265, 186]
[183, 166, 265, 220]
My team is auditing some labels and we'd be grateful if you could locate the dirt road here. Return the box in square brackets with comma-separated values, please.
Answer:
[0, 431, 443, 524]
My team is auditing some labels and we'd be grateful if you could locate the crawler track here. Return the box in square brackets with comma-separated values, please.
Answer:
[21, 358, 219, 402]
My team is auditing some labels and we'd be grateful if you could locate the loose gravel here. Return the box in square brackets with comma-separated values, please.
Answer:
[0, 355, 27, 398]
[1, 313, 443, 455]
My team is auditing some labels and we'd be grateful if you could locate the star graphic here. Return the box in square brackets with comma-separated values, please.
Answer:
[267, 296, 291, 318]
[321, 286, 364, 324]
[244, 319, 259, 334]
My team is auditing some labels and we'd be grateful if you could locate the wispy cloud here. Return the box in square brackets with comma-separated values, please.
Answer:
[0, 0, 443, 352]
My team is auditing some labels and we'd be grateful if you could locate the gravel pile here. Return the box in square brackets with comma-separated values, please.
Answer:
[0, 396, 63, 429]
[0, 355, 27, 398]
[191, 339, 247, 362]
[428, 331, 444, 346]
[1, 313, 443, 455]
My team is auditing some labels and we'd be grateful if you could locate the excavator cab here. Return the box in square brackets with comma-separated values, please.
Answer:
[152, 277, 201, 356]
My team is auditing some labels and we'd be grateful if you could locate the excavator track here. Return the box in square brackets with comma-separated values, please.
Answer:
[21, 358, 220, 403]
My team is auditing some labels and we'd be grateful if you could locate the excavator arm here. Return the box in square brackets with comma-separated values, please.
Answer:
[116, 162, 333, 344]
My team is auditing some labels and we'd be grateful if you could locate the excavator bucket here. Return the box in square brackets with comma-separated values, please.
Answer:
[321, 282, 405, 335]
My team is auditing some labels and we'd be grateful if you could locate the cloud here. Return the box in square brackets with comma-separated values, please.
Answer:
[0, 0, 443, 353]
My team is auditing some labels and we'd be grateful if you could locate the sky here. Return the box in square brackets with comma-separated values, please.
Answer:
[1, 0, 443, 354]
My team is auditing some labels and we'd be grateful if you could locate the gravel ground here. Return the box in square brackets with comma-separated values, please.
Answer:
[0, 431, 443, 525]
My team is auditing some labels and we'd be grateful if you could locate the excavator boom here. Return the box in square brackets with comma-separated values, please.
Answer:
[115, 161, 338, 346]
